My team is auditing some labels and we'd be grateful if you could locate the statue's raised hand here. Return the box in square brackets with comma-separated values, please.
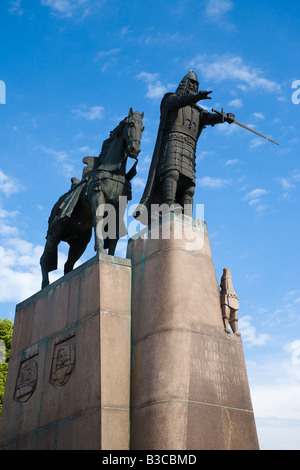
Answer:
[197, 90, 212, 101]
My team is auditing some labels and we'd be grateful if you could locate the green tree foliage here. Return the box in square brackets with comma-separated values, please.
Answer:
[0, 318, 13, 419]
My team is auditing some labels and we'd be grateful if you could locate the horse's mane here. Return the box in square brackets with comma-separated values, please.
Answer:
[99, 117, 127, 158]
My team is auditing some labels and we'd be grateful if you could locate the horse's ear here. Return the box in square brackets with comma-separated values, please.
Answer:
[129, 107, 133, 116]
[141, 111, 144, 119]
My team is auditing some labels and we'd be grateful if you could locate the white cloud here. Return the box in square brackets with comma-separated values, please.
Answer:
[279, 177, 294, 190]
[41, 0, 89, 18]
[136, 72, 168, 100]
[8, 0, 23, 15]
[198, 176, 231, 189]
[0, 197, 84, 307]
[246, 350, 300, 449]
[290, 340, 300, 365]
[255, 417, 300, 450]
[142, 31, 189, 46]
[191, 54, 281, 94]
[72, 105, 104, 120]
[94, 48, 121, 72]
[0, 222, 19, 237]
[0, 239, 68, 303]
[244, 188, 269, 203]
[39, 146, 75, 178]
[228, 98, 243, 108]
[253, 112, 265, 119]
[278, 170, 300, 199]
[132, 177, 146, 189]
[225, 158, 239, 165]
[0, 170, 23, 196]
[197, 151, 215, 160]
[239, 315, 270, 346]
[94, 48, 121, 61]
[0, 204, 19, 219]
[205, 0, 234, 22]
[249, 137, 265, 150]
[255, 204, 270, 213]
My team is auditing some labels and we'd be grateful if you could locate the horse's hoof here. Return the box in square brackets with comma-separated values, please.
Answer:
[95, 246, 106, 256]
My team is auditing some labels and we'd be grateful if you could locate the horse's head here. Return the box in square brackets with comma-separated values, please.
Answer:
[124, 107, 144, 159]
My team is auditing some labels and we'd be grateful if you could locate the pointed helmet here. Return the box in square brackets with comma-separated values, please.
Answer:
[175, 69, 199, 95]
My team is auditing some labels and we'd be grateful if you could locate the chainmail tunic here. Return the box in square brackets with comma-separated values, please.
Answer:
[157, 132, 197, 182]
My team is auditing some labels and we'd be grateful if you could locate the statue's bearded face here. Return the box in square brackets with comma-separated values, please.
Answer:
[187, 79, 198, 94]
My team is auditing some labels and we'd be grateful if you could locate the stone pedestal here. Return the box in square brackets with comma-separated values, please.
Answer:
[0, 254, 131, 450]
[127, 213, 259, 450]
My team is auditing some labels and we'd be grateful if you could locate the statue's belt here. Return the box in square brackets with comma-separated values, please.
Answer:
[221, 293, 239, 301]
[162, 132, 196, 148]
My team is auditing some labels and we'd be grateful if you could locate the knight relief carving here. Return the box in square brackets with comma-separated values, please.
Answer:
[50, 337, 76, 387]
[14, 358, 38, 403]
[220, 268, 240, 336]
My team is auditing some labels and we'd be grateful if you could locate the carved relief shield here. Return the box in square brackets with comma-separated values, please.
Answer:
[50, 339, 75, 386]
[14, 358, 38, 403]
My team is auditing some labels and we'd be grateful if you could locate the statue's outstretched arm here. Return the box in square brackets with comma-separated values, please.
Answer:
[163, 90, 212, 110]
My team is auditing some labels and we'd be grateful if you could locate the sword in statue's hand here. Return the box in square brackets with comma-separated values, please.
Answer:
[212, 108, 279, 145]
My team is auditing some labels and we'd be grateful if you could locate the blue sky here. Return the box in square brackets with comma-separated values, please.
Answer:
[1, 0, 300, 450]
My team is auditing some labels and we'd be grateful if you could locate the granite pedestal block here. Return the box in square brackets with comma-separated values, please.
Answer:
[0, 254, 131, 450]
[127, 213, 259, 450]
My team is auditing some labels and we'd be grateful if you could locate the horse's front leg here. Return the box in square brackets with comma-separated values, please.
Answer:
[91, 190, 107, 255]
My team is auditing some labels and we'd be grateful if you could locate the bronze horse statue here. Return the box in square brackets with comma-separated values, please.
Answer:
[40, 108, 144, 289]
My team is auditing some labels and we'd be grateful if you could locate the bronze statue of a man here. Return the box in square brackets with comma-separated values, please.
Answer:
[135, 70, 235, 222]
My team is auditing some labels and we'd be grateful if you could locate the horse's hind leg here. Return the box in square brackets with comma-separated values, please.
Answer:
[91, 190, 107, 254]
[64, 229, 92, 274]
[40, 230, 61, 289]
[107, 200, 126, 256]
[40, 251, 50, 289]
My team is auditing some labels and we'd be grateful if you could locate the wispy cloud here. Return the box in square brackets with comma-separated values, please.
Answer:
[0, 236, 68, 302]
[205, 0, 234, 22]
[197, 150, 215, 160]
[41, 0, 89, 18]
[249, 137, 266, 150]
[142, 31, 190, 46]
[0, 203, 20, 238]
[8, 0, 24, 15]
[191, 54, 281, 94]
[253, 112, 265, 119]
[225, 158, 239, 165]
[95, 48, 121, 61]
[228, 98, 243, 108]
[278, 169, 300, 200]
[243, 188, 270, 213]
[244, 188, 269, 201]
[198, 176, 231, 189]
[0, 170, 23, 196]
[39, 146, 75, 178]
[136, 72, 168, 100]
[72, 105, 104, 120]
[132, 177, 146, 190]
[94, 48, 121, 72]
[239, 315, 270, 346]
